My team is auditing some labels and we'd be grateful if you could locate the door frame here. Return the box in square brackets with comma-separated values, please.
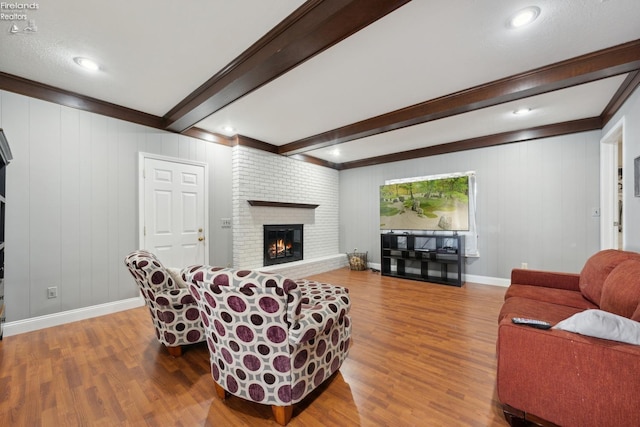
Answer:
[599, 118, 624, 250]
[138, 152, 210, 263]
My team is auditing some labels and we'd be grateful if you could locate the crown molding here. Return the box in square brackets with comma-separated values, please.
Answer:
[601, 70, 640, 126]
[0, 72, 165, 129]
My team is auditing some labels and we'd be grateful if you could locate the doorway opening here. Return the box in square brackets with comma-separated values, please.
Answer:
[600, 119, 624, 250]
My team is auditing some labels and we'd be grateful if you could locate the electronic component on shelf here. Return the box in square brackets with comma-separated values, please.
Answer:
[436, 247, 458, 254]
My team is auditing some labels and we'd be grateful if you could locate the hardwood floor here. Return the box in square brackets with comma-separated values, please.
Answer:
[0, 268, 509, 426]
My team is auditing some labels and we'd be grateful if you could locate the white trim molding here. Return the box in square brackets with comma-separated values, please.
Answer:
[3, 296, 144, 337]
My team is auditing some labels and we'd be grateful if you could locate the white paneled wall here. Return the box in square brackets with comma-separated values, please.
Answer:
[339, 131, 602, 280]
[232, 146, 340, 269]
[0, 90, 233, 322]
[4, 84, 639, 324]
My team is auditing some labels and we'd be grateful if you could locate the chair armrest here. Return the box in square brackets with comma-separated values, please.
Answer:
[289, 295, 351, 345]
[297, 280, 350, 303]
[155, 288, 196, 307]
[510, 268, 580, 291]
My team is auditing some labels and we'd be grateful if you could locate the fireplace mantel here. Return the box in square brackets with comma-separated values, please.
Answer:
[247, 200, 319, 209]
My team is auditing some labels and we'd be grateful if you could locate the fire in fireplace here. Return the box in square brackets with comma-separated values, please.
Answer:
[263, 224, 303, 266]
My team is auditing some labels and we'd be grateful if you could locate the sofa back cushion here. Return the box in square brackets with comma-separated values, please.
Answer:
[600, 260, 640, 320]
[579, 250, 640, 306]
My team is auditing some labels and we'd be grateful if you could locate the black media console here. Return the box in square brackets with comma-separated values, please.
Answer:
[381, 233, 464, 287]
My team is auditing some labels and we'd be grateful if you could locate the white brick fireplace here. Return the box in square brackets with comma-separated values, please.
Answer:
[231, 146, 346, 277]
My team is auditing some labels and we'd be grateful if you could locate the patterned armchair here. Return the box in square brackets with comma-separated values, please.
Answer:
[124, 250, 205, 356]
[184, 266, 352, 425]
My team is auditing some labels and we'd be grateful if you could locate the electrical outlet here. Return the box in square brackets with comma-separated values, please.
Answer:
[47, 286, 58, 299]
[521, 263, 528, 269]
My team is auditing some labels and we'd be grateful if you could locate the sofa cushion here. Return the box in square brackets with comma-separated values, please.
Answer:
[553, 309, 640, 345]
[579, 250, 640, 306]
[600, 260, 640, 321]
[499, 296, 584, 324]
[505, 284, 596, 310]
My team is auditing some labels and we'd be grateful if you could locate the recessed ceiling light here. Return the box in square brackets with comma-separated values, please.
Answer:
[73, 57, 100, 71]
[513, 107, 532, 116]
[508, 6, 540, 28]
[221, 126, 236, 134]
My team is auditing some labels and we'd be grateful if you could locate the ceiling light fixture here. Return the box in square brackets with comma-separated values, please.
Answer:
[513, 107, 532, 116]
[222, 126, 236, 134]
[73, 57, 100, 72]
[508, 6, 540, 28]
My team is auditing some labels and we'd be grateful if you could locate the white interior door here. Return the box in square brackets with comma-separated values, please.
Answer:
[139, 153, 208, 267]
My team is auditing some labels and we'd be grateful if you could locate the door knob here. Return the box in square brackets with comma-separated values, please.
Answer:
[198, 237, 204, 241]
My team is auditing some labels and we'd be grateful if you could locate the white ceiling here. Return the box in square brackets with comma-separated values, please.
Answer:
[1, 0, 639, 165]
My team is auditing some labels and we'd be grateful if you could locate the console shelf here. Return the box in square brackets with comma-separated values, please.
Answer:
[381, 233, 464, 287]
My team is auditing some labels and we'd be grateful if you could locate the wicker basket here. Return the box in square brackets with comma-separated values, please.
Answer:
[347, 251, 368, 271]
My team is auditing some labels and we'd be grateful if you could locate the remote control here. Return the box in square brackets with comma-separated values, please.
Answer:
[511, 317, 552, 329]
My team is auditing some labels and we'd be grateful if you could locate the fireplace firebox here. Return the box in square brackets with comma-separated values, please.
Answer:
[263, 224, 303, 266]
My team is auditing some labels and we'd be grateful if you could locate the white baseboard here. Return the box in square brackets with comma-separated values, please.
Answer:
[1, 267, 509, 338]
[368, 262, 509, 287]
[464, 274, 510, 287]
[3, 296, 145, 337]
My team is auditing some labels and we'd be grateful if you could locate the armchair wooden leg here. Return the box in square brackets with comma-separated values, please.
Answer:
[166, 345, 182, 357]
[214, 382, 228, 400]
[272, 405, 293, 426]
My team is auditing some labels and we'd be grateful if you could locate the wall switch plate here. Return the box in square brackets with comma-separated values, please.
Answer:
[47, 286, 58, 299]
[521, 262, 528, 269]
[592, 208, 600, 217]
[221, 218, 232, 228]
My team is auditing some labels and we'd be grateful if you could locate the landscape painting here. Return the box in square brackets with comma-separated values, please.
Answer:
[380, 176, 470, 231]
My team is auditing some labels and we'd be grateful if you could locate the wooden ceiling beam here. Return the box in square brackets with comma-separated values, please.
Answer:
[279, 39, 640, 156]
[337, 117, 603, 170]
[163, 0, 410, 133]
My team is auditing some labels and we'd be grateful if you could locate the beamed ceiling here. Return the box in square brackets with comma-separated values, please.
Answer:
[1, 0, 639, 170]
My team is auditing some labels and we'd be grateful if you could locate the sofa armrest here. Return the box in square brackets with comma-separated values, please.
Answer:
[289, 295, 351, 345]
[155, 288, 197, 307]
[497, 318, 640, 426]
[511, 268, 580, 291]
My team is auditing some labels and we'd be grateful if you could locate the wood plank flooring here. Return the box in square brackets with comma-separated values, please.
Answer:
[0, 268, 509, 426]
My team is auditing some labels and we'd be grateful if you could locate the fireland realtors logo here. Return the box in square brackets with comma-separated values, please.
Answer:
[1, 2, 39, 34]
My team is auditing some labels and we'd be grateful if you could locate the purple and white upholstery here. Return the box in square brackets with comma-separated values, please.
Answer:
[124, 250, 205, 356]
[183, 266, 352, 425]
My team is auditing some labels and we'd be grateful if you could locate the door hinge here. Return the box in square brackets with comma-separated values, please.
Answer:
[143, 226, 146, 236]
